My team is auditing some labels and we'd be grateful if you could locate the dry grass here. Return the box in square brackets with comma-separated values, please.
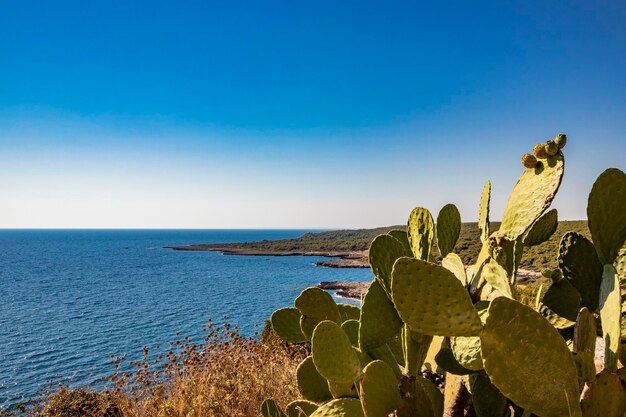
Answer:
[21, 321, 306, 417]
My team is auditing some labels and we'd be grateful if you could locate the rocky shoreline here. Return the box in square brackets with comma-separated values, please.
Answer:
[166, 245, 369, 268]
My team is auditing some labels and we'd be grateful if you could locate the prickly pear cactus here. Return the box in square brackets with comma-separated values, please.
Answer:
[369, 234, 411, 294]
[309, 399, 364, 417]
[358, 279, 403, 351]
[580, 372, 626, 417]
[407, 207, 434, 261]
[261, 399, 286, 417]
[442, 252, 467, 286]
[467, 372, 507, 417]
[599, 264, 621, 372]
[481, 297, 582, 417]
[311, 321, 362, 384]
[499, 153, 564, 240]
[391, 257, 482, 336]
[296, 356, 333, 403]
[286, 400, 318, 417]
[436, 203, 461, 257]
[359, 360, 401, 417]
[295, 287, 342, 340]
[271, 307, 307, 343]
[573, 308, 597, 388]
[587, 168, 626, 264]
[478, 180, 491, 243]
[523, 208, 558, 246]
[559, 232, 603, 311]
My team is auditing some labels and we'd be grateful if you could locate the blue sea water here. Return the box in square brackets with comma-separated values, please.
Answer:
[0, 229, 372, 409]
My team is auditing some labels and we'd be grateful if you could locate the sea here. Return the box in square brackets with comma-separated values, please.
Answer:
[0, 229, 372, 409]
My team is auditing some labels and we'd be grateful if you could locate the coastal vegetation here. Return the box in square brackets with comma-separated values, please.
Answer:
[264, 135, 626, 416]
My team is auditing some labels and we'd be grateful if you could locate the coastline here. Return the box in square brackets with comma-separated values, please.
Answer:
[165, 245, 369, 268]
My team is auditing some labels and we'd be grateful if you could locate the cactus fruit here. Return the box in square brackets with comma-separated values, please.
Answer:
[296, 356, 333, 403]
[358, 279, 403, 351]
[587, 168, 626, 264]
[499, 151, 564, 240]
[295, 288, 342, 340]
[312, 321, 362, 384]
[533, 143, 548, 158]
[580, 372, 626, 417]
[599, 264, 621, 372]
[523, 208, 558, 246]
[555, 133, 567, 148]
[545, 139, 559, 156]
[271, 308, 307, 343]
[481, 297, 582, 417]
[391, 257, 482, 336]
[521, 153, 538, 168]
[309, 399, 364, 417]
[407, 207, 435, 261]
[436, 203, 461, 257]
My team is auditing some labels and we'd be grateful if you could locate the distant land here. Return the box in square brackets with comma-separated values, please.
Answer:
[167, 220, 589, 272]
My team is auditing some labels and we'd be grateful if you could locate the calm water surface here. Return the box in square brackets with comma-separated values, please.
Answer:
[0, 230, 371, 409]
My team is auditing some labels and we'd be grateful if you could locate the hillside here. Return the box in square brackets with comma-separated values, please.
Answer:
[169, 220, 590, 272]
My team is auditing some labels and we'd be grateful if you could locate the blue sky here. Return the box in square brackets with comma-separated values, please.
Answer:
[1, 1, 625, 228]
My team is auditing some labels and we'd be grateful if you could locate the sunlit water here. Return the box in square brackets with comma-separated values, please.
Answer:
[0, 229, 371, 409]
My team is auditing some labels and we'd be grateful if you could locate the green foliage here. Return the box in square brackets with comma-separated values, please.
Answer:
[264, 135, 626, 417]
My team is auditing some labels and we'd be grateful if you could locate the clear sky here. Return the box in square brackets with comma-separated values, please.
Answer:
[1, 1, 625, 228]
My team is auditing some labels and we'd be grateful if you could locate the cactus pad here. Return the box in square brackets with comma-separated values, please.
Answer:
[442, 253, 467, 286]
[271, 308, 307, 343]
[261, 399, 286, 417]
[467, 372, 507, 417]
[403, 327, 433, 376]
[436, 203, 461, 257]
[296, 356, 333, 403]
[391, 257, 482, 336]
[407, 207, 435, 260]
[309, 399, 364, 417]
[559, 232, 603, 311]
[499, 153, 564, 240]
[599, 264, 621, 372]
[523, 208, 558, 246]
[387, 229, 413, 255]
[539, 277, 581, 326]
[369, 234, 411, 294]
[359, 360, 401, 417]
[450, 335, 483, 371]
[338, 304, 360, 322]
[479, 180, 491, 243]
[481, 297, 581, 417]
[312, 321, 362, 384]
[295, 287, 342, 340]
[286, 401, 318, 417]
[580, 372, 626, 417]
[435, 338, 473, 375]
[358, 279, 403, 351]
[587, 168, 626, 264]
[481, 260, 514, 299]
[341, 320, 359, 347]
